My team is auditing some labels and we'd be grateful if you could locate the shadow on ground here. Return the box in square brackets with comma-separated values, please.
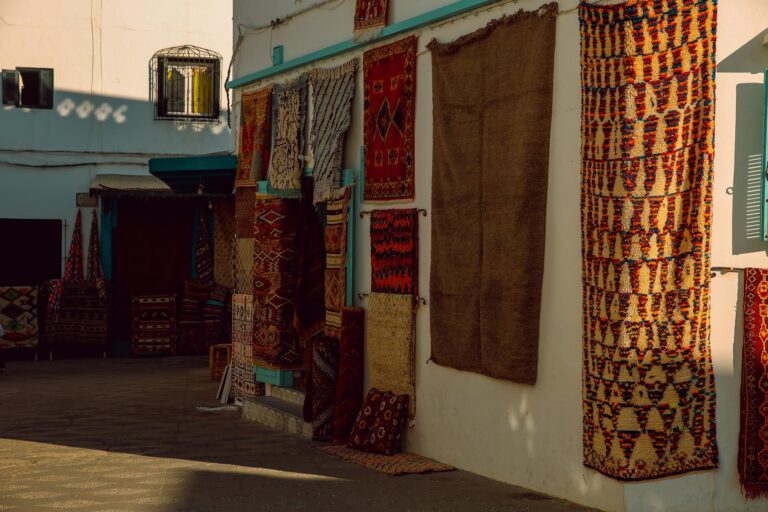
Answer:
[0, 357, 596, 512]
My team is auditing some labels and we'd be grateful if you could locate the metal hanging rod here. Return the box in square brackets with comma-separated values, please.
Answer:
[359, 208, 427, 219]
[711, 266, 744, 272]
[710, 266, 744, 276]
[358, 292, 427, 305]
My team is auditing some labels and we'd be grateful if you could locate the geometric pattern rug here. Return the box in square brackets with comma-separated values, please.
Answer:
[740, 268, 768, 498]
[363, 36, 416, 201]
[0, 286, 38, 349]
[370, 208, 418, 295]
[580, 0, 719, 480]
[324, 187, 351, 339]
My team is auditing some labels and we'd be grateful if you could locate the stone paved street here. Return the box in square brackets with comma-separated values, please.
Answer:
[0, 357, 597, 512]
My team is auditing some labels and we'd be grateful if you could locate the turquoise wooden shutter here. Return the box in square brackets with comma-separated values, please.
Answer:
[762, 69, 768, 240]
[38, 68, 53, 109]
[2, 69, 19, 106]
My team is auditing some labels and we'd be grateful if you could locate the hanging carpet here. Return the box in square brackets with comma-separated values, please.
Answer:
[63, 209, 84, 281]
[0, 286, 39, 349]
[367, 292, 416, 418]
[131, 294, 177, 356]
[353, 0, 389, 42]
[231, 294, 264, 399]
[333, 306, 365, 443]
[312, 337, 340, 441]
[309, 58, 357, 204]
[45, 282, 108, 347]
[237, 87, 272, 187]
[252, 196, 301, 368]
[87, 210, 107, 299]
[213, 199, 235, 289]
[324, 187, 351, 339]
[267, 80, 307, 192]
[363, 36, 416, 201]
[428, 5, 557, 384]
[740, 268, 768, 498]
[294, 178, 326, 344]
[579, 0, 718, 480]
[195, 209, 214, 287]
[235, 186, 256, 239]
[370, 208, 418, 295]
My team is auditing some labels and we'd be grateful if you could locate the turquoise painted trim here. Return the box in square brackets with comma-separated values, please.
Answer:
[272, 45, 284, 66]
[148, 155, 236, 173]
[343, 169, 355, 307]
[763, 69, 768, 240]
[227, 0, 503, 90]
[254, 367, 294, 387]
[100, 198, 114, 280]
[358, 145, 365, 205]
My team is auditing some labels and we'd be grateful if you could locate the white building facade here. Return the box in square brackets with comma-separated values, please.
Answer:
[0, 0, 233, 258]
[230, 1, 768, 511]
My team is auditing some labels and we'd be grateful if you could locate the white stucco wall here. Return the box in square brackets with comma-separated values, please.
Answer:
[0, 0, 233, 261]
[232, 1, 768, 511]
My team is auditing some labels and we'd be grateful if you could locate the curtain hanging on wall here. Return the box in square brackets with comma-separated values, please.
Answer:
[579, 0, 719, 480]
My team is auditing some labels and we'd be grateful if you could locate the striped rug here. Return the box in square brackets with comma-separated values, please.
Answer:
[309, 58, 357, 204]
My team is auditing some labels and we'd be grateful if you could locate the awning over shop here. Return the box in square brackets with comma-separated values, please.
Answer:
[149, 154, 236, 195]
[90, 174, 173, 198]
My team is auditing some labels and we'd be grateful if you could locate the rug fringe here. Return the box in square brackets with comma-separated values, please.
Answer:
[353, 27, 384, 43]
[427, 2, 559, 56]
[743, 484, 768, 500]
[310, 57, 358, 81]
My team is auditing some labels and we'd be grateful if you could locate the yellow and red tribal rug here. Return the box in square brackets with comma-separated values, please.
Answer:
[580, 0, 718, 480]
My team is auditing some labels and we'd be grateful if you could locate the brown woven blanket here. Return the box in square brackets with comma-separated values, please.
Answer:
[428, 4, 557, 384]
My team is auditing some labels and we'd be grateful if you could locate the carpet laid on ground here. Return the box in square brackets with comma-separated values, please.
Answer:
[318, 444, 455, 476]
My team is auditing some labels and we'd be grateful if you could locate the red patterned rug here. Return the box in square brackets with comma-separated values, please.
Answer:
[333, 307, 365, 443]
[46, 282, 108, 348]
[324, 187, 351, 339]
[252, 196, 304, 369]
[131, 294, 176, 355]
[370, 208, 418, 295]
[354, 0, 388, 41]
[740, 268, 768, 498]
[236, 87, 272, 187]
[235, 186, 256, 239]
[363, 36, 416, 201]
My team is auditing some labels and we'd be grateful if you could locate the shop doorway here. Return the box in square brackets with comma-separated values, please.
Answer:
[110, 198, 197, 343]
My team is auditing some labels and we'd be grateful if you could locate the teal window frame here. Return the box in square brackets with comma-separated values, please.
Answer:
[762, 69, 768, 240]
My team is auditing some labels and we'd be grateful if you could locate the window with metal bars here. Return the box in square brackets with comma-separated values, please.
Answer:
[150, 46, 221, 121]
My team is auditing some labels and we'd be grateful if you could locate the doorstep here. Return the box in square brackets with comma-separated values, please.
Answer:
[241, 386, 312, 438]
